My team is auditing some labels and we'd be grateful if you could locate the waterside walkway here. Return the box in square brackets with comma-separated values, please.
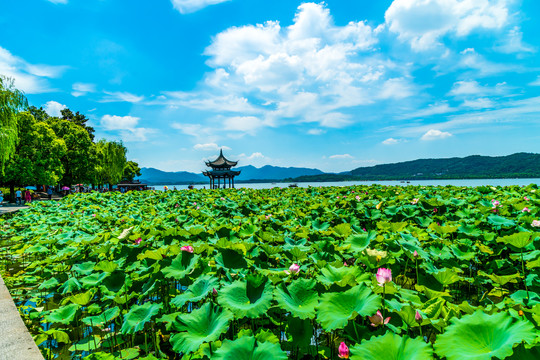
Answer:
[0, 274, 44, 360]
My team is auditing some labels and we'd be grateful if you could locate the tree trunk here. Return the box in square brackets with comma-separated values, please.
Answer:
[9, 182, 15, 203]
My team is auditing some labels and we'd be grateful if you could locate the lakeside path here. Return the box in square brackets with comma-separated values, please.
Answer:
[0, 274, 44, 360]
[0, 205, 44, 360]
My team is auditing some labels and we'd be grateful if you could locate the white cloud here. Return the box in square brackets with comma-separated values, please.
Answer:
[193, 143, 231, 151]
[247, 152, 265, 160]
[329, 154, 354, 159]
[385, 0, 510, 51]
[382, 138, 399, 145]
[224, 116, 264, 134]
[101, 91, 144, 103]
[72, 82, 96, 97]
[43, 101, 67, 117]
[378, 78, 415, 99]
[403, 102, 454, 119]
[494, 26, 535, 54]
[46, 0, 68, 4]
[462, 98, 494, 109]
[420, 129, 453, 141]
[101, 115, 140, 130]
[170, 0, 230, 14]
[307, 128, 326, 135]
[529, 76, 540, 86]
[101, 115, 156, 142]
[0, 46, 66, 93]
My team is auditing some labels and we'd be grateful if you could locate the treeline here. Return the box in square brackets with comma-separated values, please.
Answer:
[0, 76, 141, 199]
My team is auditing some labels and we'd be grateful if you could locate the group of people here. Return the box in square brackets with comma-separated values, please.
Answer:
[15, 189, 34, 205]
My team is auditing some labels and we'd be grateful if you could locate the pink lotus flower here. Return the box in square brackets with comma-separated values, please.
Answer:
[412, 198, 419, 204]
[134, 238, 142, 245]
[285, 263, 300, 274]
[433, 208, 438, 213]
[368, 310, 391, 327]
[532, 220, 540, 228]
[376, 268, 392, 286]
[356, 195, 360, 201]
[212, 288, 218, 296]
[415, 310, 423, 324]
[522, 207, 531, 213]
[524, 196, 529, 201]
[181, 245, 194, 253]
[338, 342, 349, 359]
[491, 200, 500, 208]
[193, 202, 197, 206]
[413, 250, 419, 258]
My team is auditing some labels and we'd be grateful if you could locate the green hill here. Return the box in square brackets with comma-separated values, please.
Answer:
[289, 153, 540, 182]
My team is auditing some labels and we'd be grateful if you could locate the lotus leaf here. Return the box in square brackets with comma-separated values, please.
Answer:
[169, 302, 232, 354]
[161, 252, 198, 279]
[212, 335, 287, 360]
[350, 332, 433, 360]
[171, 275, 218, 308]
[434, 311, 537, 360]
[317, 284, 380, 331]
[218, 278, 273, 318]
[274, 278, 318, 319]
[120, 302, 162, 334]
[44, 304, 79, 325]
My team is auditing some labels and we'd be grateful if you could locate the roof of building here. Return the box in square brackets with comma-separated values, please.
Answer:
[203, 170, 241, 177]
[205, 149, 238, 168]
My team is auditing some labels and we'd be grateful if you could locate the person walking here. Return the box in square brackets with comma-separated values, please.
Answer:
[0, 189, 4, 207]
[24, 189, 32, 204]
[15, 189, 22, 205]
[47, 186, 53, 200]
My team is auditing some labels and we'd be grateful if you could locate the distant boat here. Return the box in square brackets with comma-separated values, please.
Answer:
[288, 183, 298, 188]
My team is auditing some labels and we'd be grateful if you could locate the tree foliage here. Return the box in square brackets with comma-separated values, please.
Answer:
[1, 112, 66, 186]
[0, 76, 27, 174]
[122, 161, 141, 182]
[94, 140, 128, 186]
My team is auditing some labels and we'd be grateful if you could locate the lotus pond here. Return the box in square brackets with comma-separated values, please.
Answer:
[1, 185, 540, 360]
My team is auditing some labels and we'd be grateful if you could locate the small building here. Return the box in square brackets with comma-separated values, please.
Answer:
[203, 149, 241, 189]
[116, 180, 149, 191]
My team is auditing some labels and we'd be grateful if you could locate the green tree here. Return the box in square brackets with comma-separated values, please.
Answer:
[1, 112, 66, 191]
[122, 160, 141, 182]
[28, 105, 49, 122]
[94, 139, 128, 187]
[47, 118, 95, 185]
[0, 76, 27, 175]
[60, 108, 95, 141]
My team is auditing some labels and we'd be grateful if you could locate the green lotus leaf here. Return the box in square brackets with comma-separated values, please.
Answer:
[274, 278, 318, 319]
[38, 277, 59, 290]
[45, 304, 80, 325]
[72, 261, 97, 275]
[94, 260, 118, 272]
[478, 270, 521, 286]
[69, 335, 101, 352]
[317, 284, 381, 331]
[497, 232, 533, 249]
[161, 252, 198, 279]
[317, 265, 369, 287]
[287, 317, 313, 348]
[213, 335, 287, 360]
[345, 231, 376, 252]
[85, 352, 115, 360]
[80, 272, 110, 289]
[120, 302, 163, 334]
[82, 306, 120, 326]
[431, 268, 462, 286]
[218, 278, 273, 318]
[58, 277, 82, 294]
[68, 289, 95, 305]
[171, 274, 218, 308]
[350, 332, 433, 360]
[170, 302, 232, 354]
[434, 311, 537, 360]
[488, 215, 516, 228]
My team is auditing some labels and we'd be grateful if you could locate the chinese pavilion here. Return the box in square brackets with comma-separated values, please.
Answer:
[203, 149, 241, 189]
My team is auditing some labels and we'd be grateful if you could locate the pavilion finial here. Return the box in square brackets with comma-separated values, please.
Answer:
[220, 148, 223, 156]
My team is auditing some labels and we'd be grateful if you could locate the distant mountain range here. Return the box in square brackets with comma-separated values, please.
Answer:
[137, 165, 324, 185]
[138, 153, 540, 185]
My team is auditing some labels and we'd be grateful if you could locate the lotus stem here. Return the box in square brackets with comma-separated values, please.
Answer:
[521, 248, 529, 302]
[415, 258, 419, 285]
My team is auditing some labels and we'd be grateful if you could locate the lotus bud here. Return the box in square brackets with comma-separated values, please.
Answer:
[522, 207, 530, 213]
[135, 238, 142, 245]
[338, 342, 349, 359]
[524, 196, 529, 201]
[286, 263, 300, 274]
[532, 220, 540, 228]
[213, 288, 218, 296]
[181, 245, 194, 253]
[415, 310, 423, 324]
[376, 268, 392, 286]
[413, 250, 419, 258]
[368, 310, 391, 327]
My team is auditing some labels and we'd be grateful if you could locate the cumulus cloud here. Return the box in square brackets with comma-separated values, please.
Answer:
[494, 26, 535, 54]
[385, 0, 510, 51]
[193, 143, 231, 151]
[0, 46, 66, 93]
[382, 138, 399, 145]
[329, 154, 354, 159]
[43, 101, 67, 117]
[421, 129, 452, 141]
[171, 0, 230, 14]
[224, 116, 264, 134]
[101, 115, 155, 141]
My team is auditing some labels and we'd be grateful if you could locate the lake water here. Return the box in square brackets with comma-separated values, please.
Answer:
[152, 178, 540, 191]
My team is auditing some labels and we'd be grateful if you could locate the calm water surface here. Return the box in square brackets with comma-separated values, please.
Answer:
[152, 179, 540, 191]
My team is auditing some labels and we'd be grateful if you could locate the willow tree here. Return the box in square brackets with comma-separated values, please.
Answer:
[94, 139, 128, 188]
[0, 76, 27, 175]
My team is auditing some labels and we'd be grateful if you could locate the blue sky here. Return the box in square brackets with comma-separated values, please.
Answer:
[1, 0, 540, 173]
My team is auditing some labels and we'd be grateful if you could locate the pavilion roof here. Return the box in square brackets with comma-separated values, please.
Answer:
[205, 149, 238, 167]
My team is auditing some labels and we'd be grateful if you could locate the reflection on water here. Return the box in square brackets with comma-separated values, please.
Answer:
[153, 178, 540, 191]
